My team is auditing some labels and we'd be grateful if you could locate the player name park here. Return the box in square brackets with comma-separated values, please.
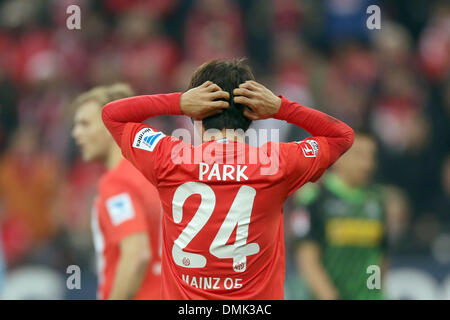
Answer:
[169, 125, 282, 176]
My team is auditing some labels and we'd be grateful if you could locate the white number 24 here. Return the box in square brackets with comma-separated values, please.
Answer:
[171, 182, 260, 272]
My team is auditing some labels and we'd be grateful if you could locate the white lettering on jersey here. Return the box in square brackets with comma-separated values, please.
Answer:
[208, 163, 222, 181]
[199, 163, 248, 181]
[181, 274, 242, 290]
[223, 165, 235, 181]
[133, 127, 165, 152]
[106, 193, 135, 226]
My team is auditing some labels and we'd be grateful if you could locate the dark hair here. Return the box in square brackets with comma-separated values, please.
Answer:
[188, 58, 255, 131]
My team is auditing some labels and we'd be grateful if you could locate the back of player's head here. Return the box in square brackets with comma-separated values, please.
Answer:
[188, 58, 255, 132]
[72, 83, 135, 110]
[334, 128, 378, 186]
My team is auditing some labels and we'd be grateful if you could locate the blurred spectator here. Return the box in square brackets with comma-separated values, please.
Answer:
[372, 21, 415, 71]
[184, 0, 245, 63]
[368, 21, 439, 211]
[0, 74, 18, 152]
[431, 154, 450, 228]
[115, 7, 180, 93]
[323, 41, 376, 129]
[429, 155, 450, 263]
[418, 1, 450, 82]
[272, 0, 304, 33]
[60, 159, 105, 253]
[272, 33, 315, 107]
[0, 125, 62, 264]
[253, 33, 316, 145]
[383, 185, 412, 252]
[323, 0, 373, 45]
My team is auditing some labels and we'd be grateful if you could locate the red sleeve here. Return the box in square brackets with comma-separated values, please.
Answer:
[274, 96, 354, 166]
[101, 179, 149, 244]
[102, 93, 184, 186]
[280, 136, 330, 196]
[120, 122, 183, 186]
[102, 93, 183, 148]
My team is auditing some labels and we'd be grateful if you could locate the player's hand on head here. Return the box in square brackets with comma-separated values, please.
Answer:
[180, 81, 230, 120]
[233, 80, 282, 120]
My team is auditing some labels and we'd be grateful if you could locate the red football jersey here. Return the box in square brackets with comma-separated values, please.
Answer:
[91, 159, 162, 299]
[119, 123, 330, 299]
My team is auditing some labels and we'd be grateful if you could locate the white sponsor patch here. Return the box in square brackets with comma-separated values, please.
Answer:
[306, 139, 319, 154]
[106, 193, 135, 225]
[132, 127, 165, 152]
[298, 139, 319, 157]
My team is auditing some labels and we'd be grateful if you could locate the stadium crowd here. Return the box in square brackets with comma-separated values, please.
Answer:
[0, 0, 448, 299]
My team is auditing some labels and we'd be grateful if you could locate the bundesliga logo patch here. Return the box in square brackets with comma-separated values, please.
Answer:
[133, 127, 165, 152]
[299, 139, 319, 157]
[106, 193, 135, 226]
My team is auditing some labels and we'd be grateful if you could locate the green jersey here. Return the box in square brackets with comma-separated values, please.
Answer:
[291, 174, 387, 300]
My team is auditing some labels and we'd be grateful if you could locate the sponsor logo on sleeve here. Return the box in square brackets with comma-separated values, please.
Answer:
[298, 139, 319, 157]
[133, 127, 165, 152]
[106, 193, 135, 226]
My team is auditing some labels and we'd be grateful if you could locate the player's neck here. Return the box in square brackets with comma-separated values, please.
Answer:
[202, 129, 245, 143]
[105, 143, 123, 170]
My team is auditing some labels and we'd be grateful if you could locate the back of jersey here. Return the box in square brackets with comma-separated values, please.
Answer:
[121, 123, 330, 299]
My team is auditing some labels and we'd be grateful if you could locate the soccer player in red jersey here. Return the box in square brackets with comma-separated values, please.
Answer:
[102, 59, 354, 299]
[72, 84, 162, 299]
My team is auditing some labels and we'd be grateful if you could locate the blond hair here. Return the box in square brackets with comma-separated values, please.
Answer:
[72, 83, 135, 109]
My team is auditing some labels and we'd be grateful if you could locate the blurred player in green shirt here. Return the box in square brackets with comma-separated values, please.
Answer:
[291, 131, 388, 300]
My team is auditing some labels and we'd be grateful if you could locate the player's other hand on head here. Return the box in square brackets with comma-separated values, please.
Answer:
[233, 80, 282, 120]
[180, 81, 230, 120]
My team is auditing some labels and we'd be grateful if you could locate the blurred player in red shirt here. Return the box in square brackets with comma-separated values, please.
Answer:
[72, 84, 162, 299]
[102, 59, 354, 299]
